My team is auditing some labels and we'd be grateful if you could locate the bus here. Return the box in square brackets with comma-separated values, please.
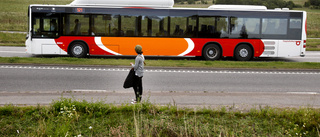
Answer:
[25, 0, 307, 61]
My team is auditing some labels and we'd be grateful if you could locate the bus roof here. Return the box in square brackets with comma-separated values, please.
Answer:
[208, 5, 267, 10]
[29, 4, 305, 13]
[69, 0, 174, 8]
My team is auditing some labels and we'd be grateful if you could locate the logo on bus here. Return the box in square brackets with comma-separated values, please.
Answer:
[283, 40, 301, 46]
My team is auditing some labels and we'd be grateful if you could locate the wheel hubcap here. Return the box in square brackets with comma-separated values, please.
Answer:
[239, 49, 248, 57]
[73, 45, 83, 55]
[207, 48, 217, 59]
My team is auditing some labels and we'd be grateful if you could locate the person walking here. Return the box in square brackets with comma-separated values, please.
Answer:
[130, 45, 145, 104]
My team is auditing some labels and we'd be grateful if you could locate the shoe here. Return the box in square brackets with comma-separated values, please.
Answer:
[131, 101, 137, 104]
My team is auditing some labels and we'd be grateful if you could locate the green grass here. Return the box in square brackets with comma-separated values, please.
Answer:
[1, 0, 320, 51]
[0, 0, 73, 31]
[307, 38, 320, 51]
[1, 57, 320, 69]
[0, 32, 26, 46]
[1, 97, 320, 136]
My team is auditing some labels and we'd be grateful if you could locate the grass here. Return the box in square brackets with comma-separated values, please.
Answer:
[0, 32, 26, 46]
[0, 97, 320, 136]
[307, 38, 320, 51]
[1, 56, 320, 69]
[1, 0, 320, 51]
[0, 0, 73, 31]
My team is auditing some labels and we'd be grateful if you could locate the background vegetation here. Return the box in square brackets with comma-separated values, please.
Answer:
[1, 97, 320, 136]
[1, 0, 320, 47]
[1, 57, 320, 69]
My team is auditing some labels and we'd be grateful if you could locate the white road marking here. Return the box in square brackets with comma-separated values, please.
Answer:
[0, 51, 25, 54]
[287, 92, 318, 95]
[1, 65, 320, 75]
[71, 89, 108, 92]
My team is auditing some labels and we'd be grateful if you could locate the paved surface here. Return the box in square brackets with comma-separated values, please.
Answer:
[1, 65, 320, 93]
[1, 64, 320, 108]
[1, 45, 320, 108]
[0, 91, 319, 109]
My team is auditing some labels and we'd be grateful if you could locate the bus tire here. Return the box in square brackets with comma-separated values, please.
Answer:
[202, 44, 221, 61]
[234, 44, 253, 61]
[69, 42, 88, 58]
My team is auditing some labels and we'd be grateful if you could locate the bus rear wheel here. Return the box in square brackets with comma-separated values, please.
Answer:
[70, 42, 88, 58]
[202, 44, 221, 61]
[234, 44, 253, 61]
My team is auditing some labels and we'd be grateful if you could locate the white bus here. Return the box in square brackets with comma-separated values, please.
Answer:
[26, 0, 307, 61]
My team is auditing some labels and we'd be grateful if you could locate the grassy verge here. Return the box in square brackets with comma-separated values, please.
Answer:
[1, 97, 319, 136]
[1, 57, 320, 69]
[307, 38, 320, 51]
[0, 32, 26, 46]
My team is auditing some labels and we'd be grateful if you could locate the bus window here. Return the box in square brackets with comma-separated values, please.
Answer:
[63, 14, 89, 36]
[110, 15, 120, 36]
[198, 16, 228, 38]
[121, 15, 136, 36]
[32, 13, 59, 38]
[262, 18, 287, 35]
[170, 16, 187, 37]
[230, 17, 260, 39]
[289, 18, 302, 29]
[91, 15, 110, 36]
[288, 18, 302, 39]
[142, 16, 169, 37]
[141, 16, 150, 36]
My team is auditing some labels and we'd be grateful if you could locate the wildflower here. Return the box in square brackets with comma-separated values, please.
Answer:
[89, 126, 92, 129]
[17, 130, 19, 134]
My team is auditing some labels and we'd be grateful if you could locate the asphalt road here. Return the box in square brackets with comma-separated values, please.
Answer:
[1, 46, 320, 108]
[0, 65, 320, 108]
[1, 65, 320, 92]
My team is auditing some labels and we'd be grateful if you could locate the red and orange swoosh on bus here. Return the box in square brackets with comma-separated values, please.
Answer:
[55, 37, 264, 57]
[94, 37, 194, 56]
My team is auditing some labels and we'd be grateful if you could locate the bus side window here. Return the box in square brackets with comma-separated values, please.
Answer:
[262, 18, 287, 35]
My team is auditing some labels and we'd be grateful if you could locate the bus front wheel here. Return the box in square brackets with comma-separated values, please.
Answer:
[202, 44, 221, 61]
[70, 42, 88, 58]
[234, 44, 253, 61]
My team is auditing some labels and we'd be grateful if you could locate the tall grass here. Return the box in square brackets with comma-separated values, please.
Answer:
[1, 97, 320, 136]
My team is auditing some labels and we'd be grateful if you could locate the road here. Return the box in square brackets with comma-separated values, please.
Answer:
[1, 46, 320, 62]
[0, 65, 320, 108]
[1, 46, 320, 108]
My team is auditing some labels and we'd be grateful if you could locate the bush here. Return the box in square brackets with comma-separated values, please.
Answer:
[187, 0, 195, 4]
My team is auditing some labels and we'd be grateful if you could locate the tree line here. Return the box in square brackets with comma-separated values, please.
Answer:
[175, 0, 320, 9]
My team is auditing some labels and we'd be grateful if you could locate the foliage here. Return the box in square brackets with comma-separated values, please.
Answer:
[1, 56, 320, 69]
[1, 97, 320, 136]
[215, 0, 300, 9]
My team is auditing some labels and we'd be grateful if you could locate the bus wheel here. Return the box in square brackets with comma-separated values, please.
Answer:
[202, 44, 221, 61]
[70, 42, 88, 58]
[234, 44, 253, 61]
